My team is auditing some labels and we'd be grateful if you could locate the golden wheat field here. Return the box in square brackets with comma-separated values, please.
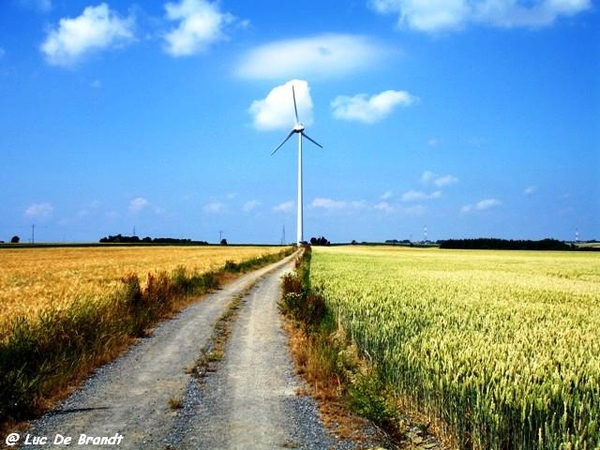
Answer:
[0, 245, 285, 324]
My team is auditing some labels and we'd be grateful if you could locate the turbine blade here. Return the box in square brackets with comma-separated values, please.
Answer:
[271, 130, 295, 155]
[301, 132, 323, 148]
[292, 85, 299, 124]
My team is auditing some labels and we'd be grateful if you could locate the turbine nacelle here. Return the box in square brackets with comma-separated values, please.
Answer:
[293, 123, 305, 133]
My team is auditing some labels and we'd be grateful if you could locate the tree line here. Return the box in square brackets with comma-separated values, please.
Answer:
[99, 234, 209, 245]
[439, 238, 572, 251]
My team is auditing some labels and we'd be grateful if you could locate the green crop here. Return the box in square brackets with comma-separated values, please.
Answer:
[310, 246, 600, 449]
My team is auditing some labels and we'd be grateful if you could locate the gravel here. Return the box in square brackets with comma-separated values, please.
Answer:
[18, 254, 392, 449]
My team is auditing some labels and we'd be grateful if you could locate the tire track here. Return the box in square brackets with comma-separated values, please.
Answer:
[20, 254, 297, 449]
[175, 261, 337, 450]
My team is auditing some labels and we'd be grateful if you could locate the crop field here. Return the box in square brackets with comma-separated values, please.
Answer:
[0, 245, 285, 329]
[0, 244, 291, 423]
[309, 246, 600, 449]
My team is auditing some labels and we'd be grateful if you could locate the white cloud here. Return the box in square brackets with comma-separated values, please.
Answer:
[24, 202, 53, 219]
[273, 201, 294, 213]
[242, 200, 261, 212]
[369, 0, 591, 32]
[40, 3, 135, 67]
[237, 33, 390, 80]
[524, 185, 538, 195]
[421, 171, 435, 184]
[399, 204, 426, 215]
[401, 190, 442, 201]
[421, 170, 459, 187]
[129, 197, 163, 214]
[249, 79, 313, 131]
[311, 198, 347, 210]
[310, 198, 368, 211]
[461, 198, 502, 213]
[434, 174, 459, 187]
[163, 0, 237, 57]
[129, 197, 150, 213]
[476, 198, 502, 210]
[380, 191, 394, 200]
[331, 90, 417, 124]
[375, 201, 395, 213]
[203, 200, 226, 213]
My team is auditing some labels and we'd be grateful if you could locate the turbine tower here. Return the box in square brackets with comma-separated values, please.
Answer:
[271, 84, 322, 245]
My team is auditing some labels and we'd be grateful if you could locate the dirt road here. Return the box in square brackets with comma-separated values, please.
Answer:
[17, 254, 378, 449]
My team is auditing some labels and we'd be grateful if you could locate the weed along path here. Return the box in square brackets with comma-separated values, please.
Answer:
[19, 253, 373, 449]
[173, 259, 337, 450]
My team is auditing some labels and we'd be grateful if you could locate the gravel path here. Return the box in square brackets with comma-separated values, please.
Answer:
[18, 254, 379, 450]
[172, 260, 338, 450]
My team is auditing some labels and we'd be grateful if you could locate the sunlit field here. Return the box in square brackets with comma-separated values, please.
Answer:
[0, 245, 285, 327]
[310, 246, 600, 449]
[0, 244, 291, 423]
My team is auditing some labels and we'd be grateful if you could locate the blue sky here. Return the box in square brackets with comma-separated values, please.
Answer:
[1, 0, 598, 244]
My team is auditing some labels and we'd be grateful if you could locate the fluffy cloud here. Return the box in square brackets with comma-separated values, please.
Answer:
[421, 171, 459, 187]
[461, 198, 502, 213]
[375, 201, 395, 213]
[369, 0, 591, 32]
[524, 185, 538, 195]
[401, 190, 442, 202]
[203, 200, 226, 213]
[40, 3, 135, 66]
[24, 202, 53, 219]
[163, 0, 237, 56]
[237, 33, 389, 80]
[310, 198, 368, 211]
[242, 200, 261, 212]
[129, 197, 150, 213]
[311, 198, 347, 210]
[273, 201, 294, 213]
[129, 197, 163, 214]
[331, 90, 417, 124]
[249, 79, 313, 131]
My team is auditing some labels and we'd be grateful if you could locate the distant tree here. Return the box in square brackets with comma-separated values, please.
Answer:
[220, 238, 228, 245]
[10, 235, 20, 243]
[439, 238, 571, 251]
[310, 236, 330, 246]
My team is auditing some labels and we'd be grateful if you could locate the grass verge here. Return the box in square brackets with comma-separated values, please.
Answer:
[0, 247, 294, 431]
[279, 246, 441, 448]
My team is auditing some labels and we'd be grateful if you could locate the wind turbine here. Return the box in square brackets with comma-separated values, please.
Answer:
[271, 85, 323, 246]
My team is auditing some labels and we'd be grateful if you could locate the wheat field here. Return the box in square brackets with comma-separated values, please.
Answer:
[0, 245, 285, 328]
[310, 246, 600, 449]
[0, 244, 291, 423]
